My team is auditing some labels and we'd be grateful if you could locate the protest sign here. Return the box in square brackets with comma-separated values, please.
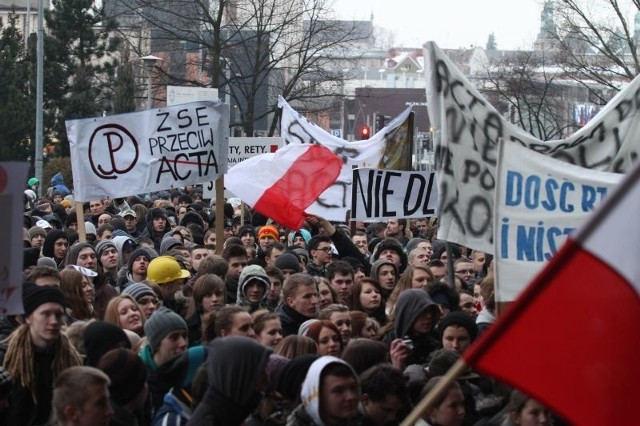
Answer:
[0, 163, 28, 315]
[351, 168, 438, 221]
[494, 140, 622, 301]
[279, 97, 413, 221]
[66, 101, 229, 201]
[425, 41, 640, 253]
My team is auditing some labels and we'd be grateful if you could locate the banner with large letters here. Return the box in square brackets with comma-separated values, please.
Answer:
[424, 41, 640, 253]
[494, 140, 622, 302]
[66, 101, 229, 201]
[351, 168, 438, 221]
[279, 97, 413, 221]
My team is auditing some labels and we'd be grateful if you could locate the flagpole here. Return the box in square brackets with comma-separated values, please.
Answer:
[75, 202, 87, 243]
[399, 359, 468, 426]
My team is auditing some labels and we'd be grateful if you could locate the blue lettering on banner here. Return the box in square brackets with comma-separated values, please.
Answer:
[504, 171, 576, 212]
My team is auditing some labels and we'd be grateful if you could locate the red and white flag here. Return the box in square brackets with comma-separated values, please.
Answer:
[464, 161, 640, 426]
[225, 143, 342, 229]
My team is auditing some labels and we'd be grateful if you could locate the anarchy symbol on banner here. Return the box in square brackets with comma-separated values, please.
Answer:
[89, 124, 139, 180]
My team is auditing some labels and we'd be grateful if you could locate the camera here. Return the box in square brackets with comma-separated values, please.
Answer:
[401, 336, 414, 352]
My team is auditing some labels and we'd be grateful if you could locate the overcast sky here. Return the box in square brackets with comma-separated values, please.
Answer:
[332, 0, 544, 50]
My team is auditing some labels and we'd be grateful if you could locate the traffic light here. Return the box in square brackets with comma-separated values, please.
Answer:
[376, 114, 386, 132]
[359, 125, 370, 140]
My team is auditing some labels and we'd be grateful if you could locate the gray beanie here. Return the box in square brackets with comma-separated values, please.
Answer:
[28, 226, 47, 240]
[274, 252, 301, 273]
[122, 283, 155, 303]
[143, 307, 187, 351]
[95, 239, 117, 259]
[37, 256, 58, 269]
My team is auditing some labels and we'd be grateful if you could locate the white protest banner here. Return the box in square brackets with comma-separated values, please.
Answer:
[351, 168, 438, 221]
[66, 101, 229, 201]
[494, 141, 622, 302]
[279, 96, 413, 221]
[0, 163, 28, 315]
[425, 41, 640, 253]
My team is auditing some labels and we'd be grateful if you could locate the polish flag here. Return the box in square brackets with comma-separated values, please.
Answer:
[225, 144, 342, 229]
[464, 163, 640, 426]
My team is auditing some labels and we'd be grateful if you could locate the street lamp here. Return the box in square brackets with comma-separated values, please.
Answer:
[141, 55, 162, 109]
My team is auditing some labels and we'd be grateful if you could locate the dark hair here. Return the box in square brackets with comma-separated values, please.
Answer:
[360, 363, 408, 402]
[252, 309, 279, 335]
[192, 274, 225, 312]
[213, 305, 248, 336]
[266, 243, 286, 257]
[197, 255, 229, 279]
[308, 235, 331, 252]
[427, 281, 461, 311]
[420, 377, 462, 408]
[341, 339, 389, 375]
[221, 243, 247, 261]
[327, 260, 354, 281]
[265, 266, 284, 283]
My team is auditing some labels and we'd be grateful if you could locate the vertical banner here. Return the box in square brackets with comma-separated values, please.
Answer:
[425, 41, 640, 253]
[0, 163, 28, 315]
[494, 141, 622, 302]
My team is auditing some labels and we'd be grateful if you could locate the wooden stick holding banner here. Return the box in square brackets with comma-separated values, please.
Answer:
[215, 176, 224, 255]
[400, 359, 468, 426]
[75, 202, 87, 243]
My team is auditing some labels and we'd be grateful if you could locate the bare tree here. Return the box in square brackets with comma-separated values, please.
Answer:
[479, 50, 573, 140]
[106, 0, 368, 135]
[549, 0, 640, 102]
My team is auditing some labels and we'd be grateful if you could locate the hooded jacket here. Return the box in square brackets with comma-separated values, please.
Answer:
[371, 238, 408, 273]
[390, 288, 441, 366]
[187, 337, 271, 426]
[41, 229, 67, 269]
[141, 208, 170, 251]
[236, 265, 270, 313]
[66, 242, 95, 268]
[287, 356, 363, 426]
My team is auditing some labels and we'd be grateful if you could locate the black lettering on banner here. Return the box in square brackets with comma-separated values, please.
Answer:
[334, 146, 360, 164]
[434, 145, 454, 176]
[156, 112, 171, 132]
[382, 171, 401, 217]
[446, 107, 467, 144]
[317, 180, 349, 209]
[466, 195, 492, 241]
[439, 181, 465, 234]
[177, 109, 193, 129]
[351, 169, 374, 218]
[435, 59, 452, 96]
[404, 173, 426, 216]
[89, 124, 139, 180]
[285, 119, 316, 145]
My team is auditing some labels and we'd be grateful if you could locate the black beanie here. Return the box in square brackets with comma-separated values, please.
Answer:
[276, 354, 319, 401]
[22, 282, 66, 316]
[98, 348, 148, 406]
[84, 321, 132, 367]
[437, 311, 478, 342]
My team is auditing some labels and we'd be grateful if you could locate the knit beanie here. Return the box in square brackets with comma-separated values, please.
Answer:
[127, 247, 156, 273]
[22, 282, 66, 317]
[95, 239, 117, 259]
[144, 307, 188, 351]
[28, 226, 46, 240]
[372, 238, 408, 271]
[84, 321, 131, 367]
[274, 252, 301, 273]
[258, 225, 279, 241]
[37, 257, 58, 269]
[160, 236, 182, 255]
[238, 224, 256, 238]
[122, 283, 156, 303]
[437, 311, 478, 342]
[97, 348, 148, 406]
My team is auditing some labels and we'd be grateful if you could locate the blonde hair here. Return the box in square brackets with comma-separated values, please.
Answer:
[4, 324, 82, 402]
[103, 295, 147, 334]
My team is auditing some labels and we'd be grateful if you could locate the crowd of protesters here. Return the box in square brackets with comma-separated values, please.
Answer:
[5, 177, 564, 426]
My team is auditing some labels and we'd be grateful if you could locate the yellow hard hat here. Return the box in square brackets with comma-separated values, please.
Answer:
[146, 256, 191, 284]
